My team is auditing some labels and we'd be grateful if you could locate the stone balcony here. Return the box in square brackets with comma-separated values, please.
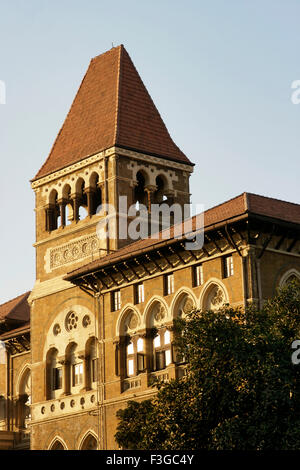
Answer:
[31, 389, 98, 422]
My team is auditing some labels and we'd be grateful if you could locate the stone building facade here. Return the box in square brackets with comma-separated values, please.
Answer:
[0, 45, 299, 450]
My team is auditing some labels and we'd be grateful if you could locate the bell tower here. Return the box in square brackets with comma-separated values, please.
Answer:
[30, 45, 194, 287]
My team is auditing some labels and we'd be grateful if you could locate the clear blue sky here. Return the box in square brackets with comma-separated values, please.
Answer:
[0, 0, 299, 303]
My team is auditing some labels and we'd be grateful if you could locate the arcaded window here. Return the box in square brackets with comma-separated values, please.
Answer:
[126, 336, 146, 377]
[46, 348, 60, 399]
[153, 329, 172, 370]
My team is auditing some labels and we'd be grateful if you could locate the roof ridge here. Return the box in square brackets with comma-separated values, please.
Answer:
[114, 44, 123, 143]
[246, 191, 300, 207]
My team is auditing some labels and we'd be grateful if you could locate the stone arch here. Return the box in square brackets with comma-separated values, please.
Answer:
[75, 177, 88, 220]
[144, 297, 170, 329]
[200, 279, 229, 311]
[16, 363, 31, 395]
[46, 188, 60, 230]
[89, 171, 103, 214]
[133, 168, 151, 187]
[279, 268, 300, 287]
[85, 336, 98, 388]
[154, 173, 169, 203]
[89, 170, 101, 187]
[134, 170, 149, 208]
[16, 365, 31, 430]
[78, 430, 98, 450]
[171, 288, 198, 319]
[116, 304, 142, 337]
[48, 436, 67, 450]
[49, 188, 58, 205]
[45, 347, 59, 400]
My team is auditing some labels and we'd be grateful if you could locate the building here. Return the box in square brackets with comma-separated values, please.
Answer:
[0, 45, 299, 450]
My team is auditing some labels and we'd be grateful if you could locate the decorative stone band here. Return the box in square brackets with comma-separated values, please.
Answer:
[45, 234, 100, 273]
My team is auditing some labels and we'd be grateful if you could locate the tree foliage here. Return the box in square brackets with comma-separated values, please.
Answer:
[115, 282, 300, 450]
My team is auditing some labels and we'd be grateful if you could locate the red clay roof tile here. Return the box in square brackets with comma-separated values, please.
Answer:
[0, 292, 31, 322]
[65, 192, 300, 280]
[34, 45, 192, 180]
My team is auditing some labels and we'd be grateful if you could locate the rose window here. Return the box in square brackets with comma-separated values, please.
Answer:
[65, 311, 79, 331]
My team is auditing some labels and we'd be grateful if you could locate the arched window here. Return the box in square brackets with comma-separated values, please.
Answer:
[46, 348, 61, 399]
[49, 439, 66, 450]
[62, 183, 73, 226]
[85, 337, 97, 390]
[154, 175, 168, 203]
[76, 179, 88, 220]
[89, 172, 103, 215]
[125, 335, 146, 377]
[65, 343, 83, 393]
[134, 171, 147, 208]
[147, 301, 172, 372]
[80, 433, 98, 450]
[117, 309, 145, 379]
[46, 189, 60, 231]
[153, 328, 172, 371]
[280, 269, 300, 287]
[18, 368, 31, 430]
[202, 282, 227, 311]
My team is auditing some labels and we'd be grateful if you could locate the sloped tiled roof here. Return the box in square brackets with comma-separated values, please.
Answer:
[34, 45, 192, 180]
[0, 292, 31, 323]
[65, 192, 300, 280]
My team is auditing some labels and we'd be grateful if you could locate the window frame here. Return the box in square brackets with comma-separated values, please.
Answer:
[111, 289, 122, 311]
[193, 264, 204, 287]
[134, 282, 145, 304]
[164, 273, 174, 296]
[153, 329, 172, 371]
[223, 255, 234, 278]
[72, 362, 83, 387]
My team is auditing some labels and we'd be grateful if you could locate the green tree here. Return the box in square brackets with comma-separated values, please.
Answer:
[115, 282, 300, 450]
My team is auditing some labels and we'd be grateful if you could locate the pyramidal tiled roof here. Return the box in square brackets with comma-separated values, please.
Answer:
[34, 45, 192, 180]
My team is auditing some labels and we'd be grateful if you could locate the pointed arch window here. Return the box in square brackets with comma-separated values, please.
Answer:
[153, 329, 172, 371]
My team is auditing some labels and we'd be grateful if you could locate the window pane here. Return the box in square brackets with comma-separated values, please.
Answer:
[113, 290, 121, 310]
[164, 330, 171, 345]
[137, 353, 145, 372]
[167, 274, 174, 294]
[156, 351, 165, 370]
[154, 335, 161, 348]
[53, 368, 62, 390]
[165, 349, 172, 366]
[139, 284, 144, 303]
[127, 342, 134, 355]
[128, 359, 134, 376]
[137, 338, 144, 352]
[195, 265, 203, 286]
